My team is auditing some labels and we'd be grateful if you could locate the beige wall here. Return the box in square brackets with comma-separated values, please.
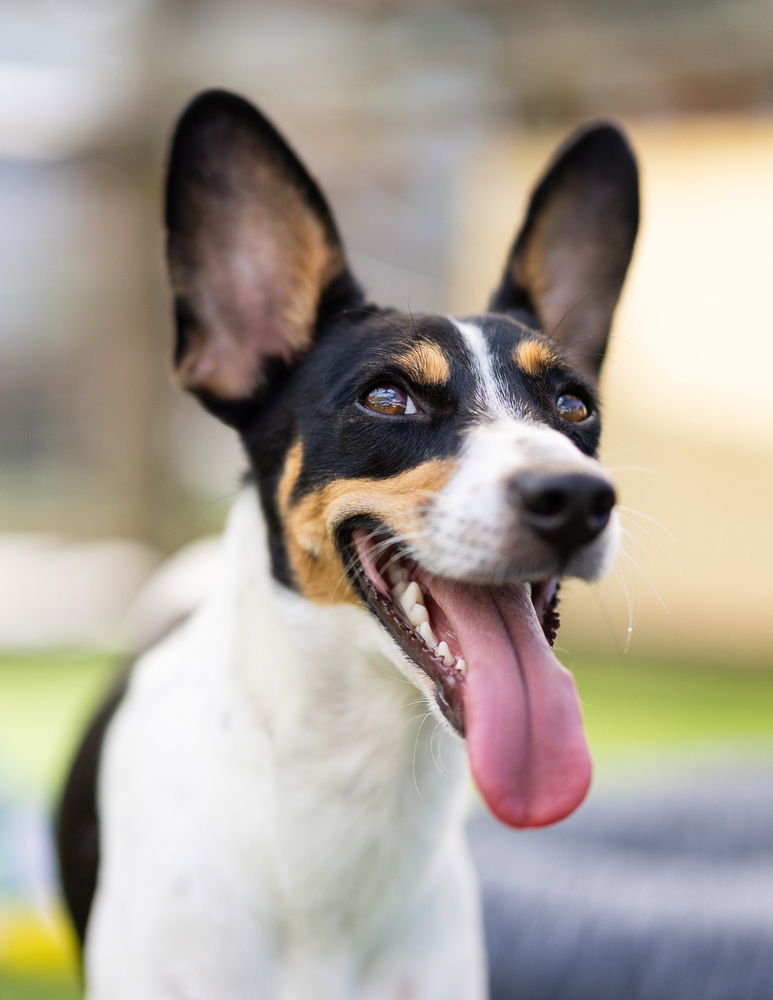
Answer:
[453, 116, 773, 662]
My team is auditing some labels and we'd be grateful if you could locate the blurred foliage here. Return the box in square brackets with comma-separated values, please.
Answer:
[571, 654, 773, 769]
[0, 653, 118, 800]
[0, 974, 78, 1000]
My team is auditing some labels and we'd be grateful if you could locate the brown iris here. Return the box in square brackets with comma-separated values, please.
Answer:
[362, 385, 415, 415]
[556, 393, 589, 422]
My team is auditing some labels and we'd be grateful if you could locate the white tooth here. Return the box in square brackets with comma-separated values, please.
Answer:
[456, 658, 467, 675]
[436, 641, 454, 667]
[387, 563, 407, 585]
[418, 621, 437, 647]
[399, 581, 422, 613]
[409, 603, 429, 627]
[524, 582, 532, 597]
[391, 580, 408, 600]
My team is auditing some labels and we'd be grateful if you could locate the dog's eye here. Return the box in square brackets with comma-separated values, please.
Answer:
[556, 393, 589, 423]
[362, 385, 417, 416]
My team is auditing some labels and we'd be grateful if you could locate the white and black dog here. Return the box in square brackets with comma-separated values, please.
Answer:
[58, 90, 638, 998]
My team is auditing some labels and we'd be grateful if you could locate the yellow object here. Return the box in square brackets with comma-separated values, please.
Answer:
[0, 903, 78, 981]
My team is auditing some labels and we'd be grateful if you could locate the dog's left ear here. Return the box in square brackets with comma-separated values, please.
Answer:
[490, 122, 639, 379]
[165, 89, 360, 417]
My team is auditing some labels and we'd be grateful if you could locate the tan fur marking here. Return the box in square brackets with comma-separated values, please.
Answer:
[277, 440, 303, 516]
[394, 343, 451, 385]
[283, 458, 455, 604]
[176, 156, 343, 400]
[514, 339, 559, 376]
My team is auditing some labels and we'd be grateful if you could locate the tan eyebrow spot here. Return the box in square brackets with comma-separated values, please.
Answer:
[513, 338, 560, 376]
[394, 342, 451, 385]
[281, 458, 455, 604]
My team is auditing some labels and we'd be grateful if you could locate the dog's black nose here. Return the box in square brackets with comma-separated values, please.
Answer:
[514, 472, 616, 552]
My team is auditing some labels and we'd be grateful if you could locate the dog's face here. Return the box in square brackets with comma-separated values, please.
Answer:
[165, 91, 638, 829]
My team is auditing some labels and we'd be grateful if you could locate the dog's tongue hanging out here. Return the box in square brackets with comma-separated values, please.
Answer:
[425, 577, 592, 829]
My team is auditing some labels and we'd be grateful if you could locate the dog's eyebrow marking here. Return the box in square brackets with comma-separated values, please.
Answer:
[513, 339, 560, 376]
[449, 318, 509, 416]
[394, 342, 450, 385]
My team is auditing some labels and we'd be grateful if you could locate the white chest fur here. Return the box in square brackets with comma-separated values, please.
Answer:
[85, 490, 486, 999]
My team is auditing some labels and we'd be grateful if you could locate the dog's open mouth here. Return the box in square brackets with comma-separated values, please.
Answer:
[345, 523, 593, 829]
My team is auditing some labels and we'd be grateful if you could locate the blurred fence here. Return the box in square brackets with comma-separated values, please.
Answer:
[2, 0, 772, 660]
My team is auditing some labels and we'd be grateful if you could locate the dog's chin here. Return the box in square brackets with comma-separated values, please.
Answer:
[339, 521, 561, 737]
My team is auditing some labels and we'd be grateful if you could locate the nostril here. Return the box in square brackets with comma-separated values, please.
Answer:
[513, 472, 616, 552]
[590, 484, 616, 522]
[524, 488, 569, 519]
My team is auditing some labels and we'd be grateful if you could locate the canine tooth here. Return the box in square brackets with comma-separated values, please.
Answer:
[436, 641, 454, 667]
[418, 621, 437, 647]
[391, 580, 408, 600]
[456, 658, 467, 675]
[399, 581, 422, 613]
[409, 603, 429, 628]
[524, 582, 532, 598]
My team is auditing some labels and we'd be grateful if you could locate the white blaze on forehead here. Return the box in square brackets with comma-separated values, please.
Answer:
[469, 418, 598, 468]
[449, 318, 512, 417]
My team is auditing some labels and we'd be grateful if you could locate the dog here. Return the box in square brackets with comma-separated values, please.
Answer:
[57, 90, 638, 999]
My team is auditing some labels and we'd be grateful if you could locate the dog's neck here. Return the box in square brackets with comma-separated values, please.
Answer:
[196, 488, 469, 922]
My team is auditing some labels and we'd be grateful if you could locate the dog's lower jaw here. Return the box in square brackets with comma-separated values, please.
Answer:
[86, 488, 486, 1000]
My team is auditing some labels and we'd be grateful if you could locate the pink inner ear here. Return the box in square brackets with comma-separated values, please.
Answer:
[177, 194, 341, 401]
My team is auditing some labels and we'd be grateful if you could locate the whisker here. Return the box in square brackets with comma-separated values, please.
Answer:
[204, 487, 242, 511]
[587, 581, 631, 657]
[369, 656, 416, 687]
[613, 560, 638, 652]
[619, 547, 669, 615]
[545, 291, 597, 345]
[401, 708, 433, 732]
[341, 307, 405, 339]
[618, 513, 677, 568]
[429, 720, 448, 777]
[617, 505, 675, 540]
[411, 712, 433, 798]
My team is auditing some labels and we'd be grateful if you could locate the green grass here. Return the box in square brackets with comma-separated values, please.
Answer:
[0, 651, 117, 799]
[0, 973, 80, 1000]
[1, 649, 770, 800]
[0, 651, 115, 999]
[1, 647, 772, 998]
[569, 651, 773, 764]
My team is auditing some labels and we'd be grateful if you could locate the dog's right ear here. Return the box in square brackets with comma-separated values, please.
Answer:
[165, 90, 360, 422]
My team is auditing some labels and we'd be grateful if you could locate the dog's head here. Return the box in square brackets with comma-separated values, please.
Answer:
[165, 91, 638, 828]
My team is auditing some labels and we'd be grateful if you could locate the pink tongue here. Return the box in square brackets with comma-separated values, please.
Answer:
[428, 579, 592, 829]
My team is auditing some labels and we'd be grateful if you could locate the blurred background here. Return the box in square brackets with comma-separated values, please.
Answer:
[1, 0, 772, 996]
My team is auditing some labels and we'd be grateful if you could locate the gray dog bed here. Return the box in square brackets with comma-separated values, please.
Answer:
[468, 763, 773, 1000]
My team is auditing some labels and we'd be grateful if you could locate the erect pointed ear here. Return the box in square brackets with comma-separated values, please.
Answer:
[165, 89, 361, 415]
[489, 122, 639, 379]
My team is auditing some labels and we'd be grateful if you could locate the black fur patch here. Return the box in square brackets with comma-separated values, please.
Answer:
[237, 309, 603, 591]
